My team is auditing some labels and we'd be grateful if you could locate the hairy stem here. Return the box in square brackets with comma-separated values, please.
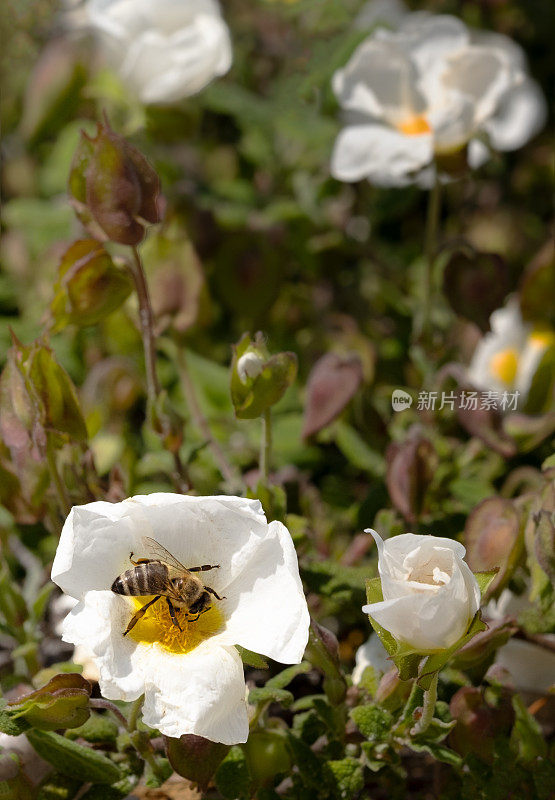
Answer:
[127, 694, 144, 733]
[260, 408, 272, 483]
[411, 672, 438, 736]
[130, 246, 160, 407]
[90, 698, 129, 730]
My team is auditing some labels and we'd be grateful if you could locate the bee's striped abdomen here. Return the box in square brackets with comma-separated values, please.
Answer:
[111, 562, 169, 596]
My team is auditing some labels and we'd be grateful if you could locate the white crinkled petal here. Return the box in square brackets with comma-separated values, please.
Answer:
[467, 301, 529, 393]
[331, 124, 433, 186]
[483, 79, 547, 151]
[51, 504, 146, 600]
[332, 39, 424, 119]
[441, 47, 513, 125]
[61, 591, 148, 701]
[388, 14, 469, 79]
[141, 642, 248, 743]
[217, 521, 310, 664]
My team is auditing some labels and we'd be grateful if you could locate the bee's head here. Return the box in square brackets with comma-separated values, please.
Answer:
[189, 591, 211, 617]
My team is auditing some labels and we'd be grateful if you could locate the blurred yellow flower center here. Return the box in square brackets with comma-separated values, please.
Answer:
[398, 115, 431, 136]
[490, 348, 519, 385]
[128, 596, 224, 655]
[528, 330, 555, 349]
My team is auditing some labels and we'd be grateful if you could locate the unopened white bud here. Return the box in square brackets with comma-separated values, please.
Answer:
[237, 351, 265, 384]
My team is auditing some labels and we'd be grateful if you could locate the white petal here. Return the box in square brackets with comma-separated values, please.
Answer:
[51, 504, 145, 600]
[441, 46, 513, 125]
[331, 124, 433, 186]
[219, 521, 309, 664]
[332, 39, 424, 119]
[363, 588, 471, 651]
[352, 634, 390, 684]
[390, 14, 469, 78]
[141, 642, 248, 743]
[430, 91, 475, 152]
[516, 333, 553, 397]
[483, 79, 547, 151]
[61, 591, 148, 701]
[495, 637, 555, 694]
[468, 138, 491, 169]
[355, 0, 407, 31]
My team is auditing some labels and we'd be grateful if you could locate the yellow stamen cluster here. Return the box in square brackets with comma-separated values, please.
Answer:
[128, 596, 224, 655]
[398, 115, 431, 136]
[490, 348, 519, 386]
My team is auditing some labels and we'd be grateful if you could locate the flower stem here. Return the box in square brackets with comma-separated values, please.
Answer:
[129, 246, 160, 408]
[127, 694, 144, 733]
[411, 672, 438, 736]
[90, 698, 129, 729]
[260, 408, 272, 483]
[46, 437, 71, 517]
[419, 176, 442, 343]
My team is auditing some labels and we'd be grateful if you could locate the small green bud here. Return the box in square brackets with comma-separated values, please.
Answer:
[50, 239, 133, 332]
[7, 674, 91, 731]
[230, 333, 297, 419]
[243, 731, 291, 787]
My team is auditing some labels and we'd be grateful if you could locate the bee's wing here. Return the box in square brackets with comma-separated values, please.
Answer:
[140, 537, 189, 573]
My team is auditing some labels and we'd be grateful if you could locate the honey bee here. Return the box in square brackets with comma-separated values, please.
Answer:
[111, 537, 224, 637]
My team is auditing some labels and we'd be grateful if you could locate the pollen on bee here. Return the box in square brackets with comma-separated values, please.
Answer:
[126, 596, 225, 655]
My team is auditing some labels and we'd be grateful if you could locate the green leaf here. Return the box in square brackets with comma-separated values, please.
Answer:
[26, 730, 121, 784]
[409, 739, 462, 768]
[333, 421, 385, 477]
[350, 704, 392, 742]
[510, 695, 547, 761]
[266, 662, 311, 690]
[215, 745, 251, 800]
[285, 734, 328, 792]
[327, 757, 364, 799]
[235, 645, 268, 669]
[0, 700, 31, 736]
[66, 713, 119, 743]
[248, 687, 294, 708]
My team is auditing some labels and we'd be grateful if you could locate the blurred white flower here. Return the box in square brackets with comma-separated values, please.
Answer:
[83, 0, 232, 104]
[467, 299, 554, 399]
[51, 494, 309, 744]
[352, 633, 390, 685]
[484, 588, 555, 694]
[331, 13, 546, 187]
[362, 529, 480, 652]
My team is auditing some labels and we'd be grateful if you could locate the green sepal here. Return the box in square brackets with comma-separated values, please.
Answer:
[235, 645, 268, 669]
[474, 568, 499, 598]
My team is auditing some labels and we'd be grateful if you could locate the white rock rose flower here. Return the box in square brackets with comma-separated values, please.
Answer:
[51, 494, 310, 744]
[362, 530, 480, 652]
[83, 0, 232, 104]
[331, 13, 546, 187]
[467, 299, 554, 399]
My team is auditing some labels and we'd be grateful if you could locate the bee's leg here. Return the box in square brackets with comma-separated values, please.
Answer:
[187, 564, 220, 573]
[205, 585, 225, 601]
[166, 598, 182, 631]
[123, 595, 161, 636]
[188, 608, 210, 623]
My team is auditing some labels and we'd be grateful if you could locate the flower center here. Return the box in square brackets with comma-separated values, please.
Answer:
[528, 330, 555, 349]
[127, 596, 224, 655]
[490, 348, 519, 386]
[397, 114, 431, 136]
